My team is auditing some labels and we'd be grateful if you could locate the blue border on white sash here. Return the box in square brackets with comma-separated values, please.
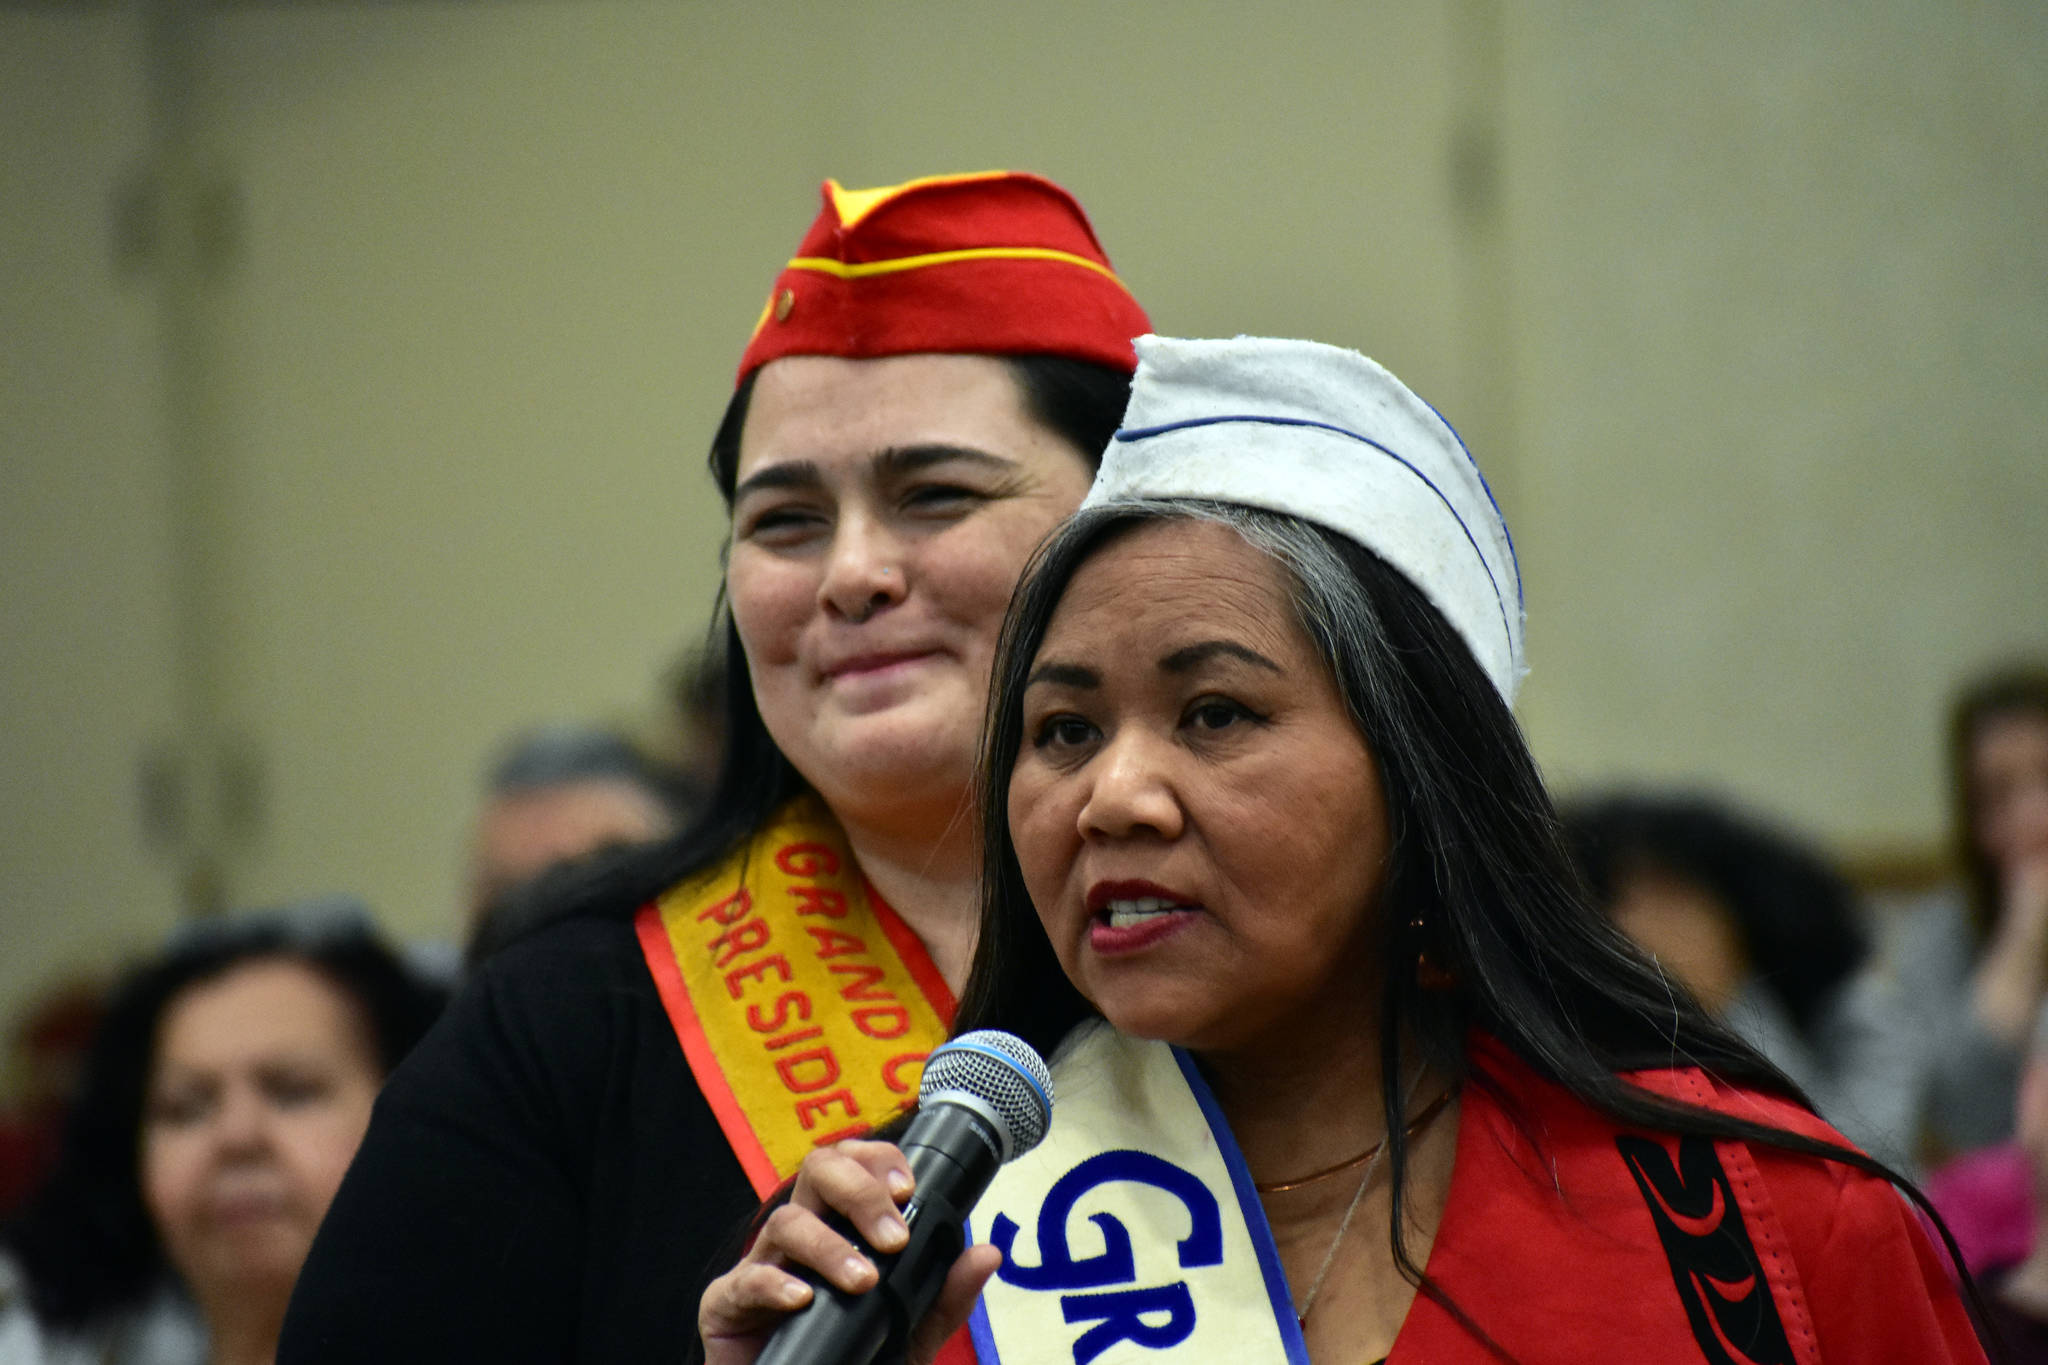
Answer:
[966, 1250, 1000, 1364]
[960, 1047, 1312, 1365]
[1172, 1048, 1313, 1365]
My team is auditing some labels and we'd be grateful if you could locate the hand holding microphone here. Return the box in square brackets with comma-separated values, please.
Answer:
[699, 1031, 1053, 1365]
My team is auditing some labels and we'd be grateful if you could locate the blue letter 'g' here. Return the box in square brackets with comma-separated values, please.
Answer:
[990, 1150, 1224, 1291]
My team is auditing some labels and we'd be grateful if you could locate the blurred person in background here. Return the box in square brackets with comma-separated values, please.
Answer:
[280, 170, 1149, 1362]
[0, 903, 443, 1365]
[664, 642, 731, 804]
[464, 721, 696, 930]
[1895, 663, 2048, 1154]
[1935, 1003, 2048, 1359]
[1565, 791, 1921, 1171]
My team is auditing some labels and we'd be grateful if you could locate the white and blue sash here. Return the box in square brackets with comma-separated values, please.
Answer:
[965, 1022, 1308, 1365]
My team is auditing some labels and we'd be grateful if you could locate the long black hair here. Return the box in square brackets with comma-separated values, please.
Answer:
[0, 905, 445, 1329]
[959, 500, 1975, 1340]
[513, 355, 1134, 934]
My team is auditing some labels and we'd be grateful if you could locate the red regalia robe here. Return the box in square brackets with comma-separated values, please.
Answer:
[1381, 1035, 1985, 1363]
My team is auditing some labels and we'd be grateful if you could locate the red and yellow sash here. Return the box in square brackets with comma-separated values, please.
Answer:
[635, 794, 956, 1196]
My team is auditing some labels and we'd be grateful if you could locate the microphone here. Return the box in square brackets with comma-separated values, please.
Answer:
[754, 1030, 1054, 1365]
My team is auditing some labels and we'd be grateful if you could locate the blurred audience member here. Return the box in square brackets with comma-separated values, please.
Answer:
[1895, 663, 2048, 1153]
[1926, 1117, 2031, 1281]
[662, 643, 728, 806]
[1565, 791, 1921, 1170]
[1938, 1005, 2048, 1359]
[0, 981, 104, 1221]
[0, 901, 443, 1365]
[464, 723, 692, 933]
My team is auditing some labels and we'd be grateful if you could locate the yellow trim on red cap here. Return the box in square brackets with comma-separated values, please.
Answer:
[746, 291, 776, 342]
[825, 171, 1011, 229]
[786, 245, 1125, 285]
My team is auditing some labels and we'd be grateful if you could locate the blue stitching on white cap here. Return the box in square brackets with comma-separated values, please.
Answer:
[1418, 397, 1522, 609]
[1112, 413, 1516, 659]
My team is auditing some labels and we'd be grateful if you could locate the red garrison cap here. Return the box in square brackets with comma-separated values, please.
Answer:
[735, 170, 1150, 385]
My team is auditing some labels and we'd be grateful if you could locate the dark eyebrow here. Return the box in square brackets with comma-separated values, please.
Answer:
[1161, 640, 1283, 675]
[1025, 662, 1099, 690]
[873, 444, 1017, 479]
[732, 460, 820, 502]
[732, 445, 1015, 504]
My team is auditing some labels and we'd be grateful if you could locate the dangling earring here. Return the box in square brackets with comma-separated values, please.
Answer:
[1411, 913, 1457, 991]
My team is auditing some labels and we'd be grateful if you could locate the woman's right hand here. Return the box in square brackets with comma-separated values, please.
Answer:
[698, 1139, 1002, 1365]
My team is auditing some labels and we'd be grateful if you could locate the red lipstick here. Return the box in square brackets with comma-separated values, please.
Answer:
[1085, 879, 1201, 956]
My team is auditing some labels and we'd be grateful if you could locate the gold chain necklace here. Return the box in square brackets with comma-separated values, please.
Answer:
[1264, 1086, 1454, 1325]
[1253, 1089, 1454, 1194]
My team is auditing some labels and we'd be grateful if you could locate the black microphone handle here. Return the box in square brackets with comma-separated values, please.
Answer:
[753, 1102, 1005, 1365]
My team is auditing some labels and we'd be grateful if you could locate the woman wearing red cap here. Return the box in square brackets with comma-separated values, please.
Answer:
[279, 172, 1149, 1362]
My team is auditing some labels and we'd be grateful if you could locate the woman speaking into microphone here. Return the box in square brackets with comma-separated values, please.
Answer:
[704, 336, 1985, 1363]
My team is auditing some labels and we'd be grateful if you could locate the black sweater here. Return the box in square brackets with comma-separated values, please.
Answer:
[279, 913, 757, 1362]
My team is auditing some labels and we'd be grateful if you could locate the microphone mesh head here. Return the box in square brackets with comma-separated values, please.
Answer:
[918, 1030, 1054, 1158]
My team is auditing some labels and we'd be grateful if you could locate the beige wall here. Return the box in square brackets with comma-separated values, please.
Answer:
[2, 11, 182, 1025]
[1502, 3, 2048, 841]
[4, 2, 2044, 1028]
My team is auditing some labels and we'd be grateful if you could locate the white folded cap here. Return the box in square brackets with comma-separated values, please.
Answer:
[1082, 334, 1526, 703]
